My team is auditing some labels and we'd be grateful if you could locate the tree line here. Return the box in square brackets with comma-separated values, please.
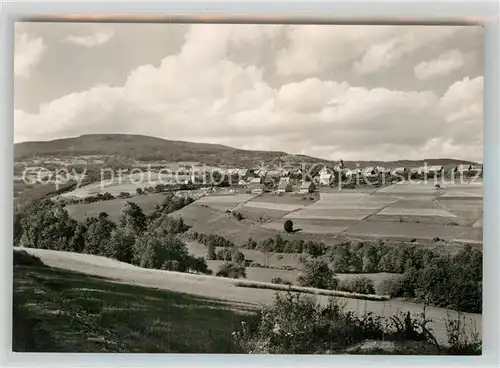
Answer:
[14, 193, 209, 275]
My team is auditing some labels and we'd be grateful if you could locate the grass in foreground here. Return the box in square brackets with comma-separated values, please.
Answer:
[13, 262, 257, 353]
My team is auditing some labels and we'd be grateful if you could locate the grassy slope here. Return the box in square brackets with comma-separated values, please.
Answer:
[13, 264, 256, 353]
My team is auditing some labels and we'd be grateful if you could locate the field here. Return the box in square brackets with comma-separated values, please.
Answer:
[13, 263, 255, 353]
[171, 180, 482, 246]
[15, 247, 482, 346]
[65, 193, 167, 222]
[59, 173, 193, 198]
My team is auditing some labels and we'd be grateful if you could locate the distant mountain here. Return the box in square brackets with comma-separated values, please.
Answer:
[14, 134, 320, 167]
[14, 134, 479, 168]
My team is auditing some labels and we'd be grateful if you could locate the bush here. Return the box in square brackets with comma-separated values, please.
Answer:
[297, 258, 339, 290]
[232, 292, 444, 354]
[232, 249, 245, 265]
[270, 277, 292, 286]
[216, 248, 233, 261]
[283, 220, 294, 233]
[216, 262, 246, 279]
[337, 276, 376, 295]
[207, 243, 217, 260]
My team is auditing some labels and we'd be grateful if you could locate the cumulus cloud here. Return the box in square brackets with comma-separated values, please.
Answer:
[14, 24, 483, 162]
[414, 49, 465, 80]
[64, 31, 114, 47]
[353, 27, 461, 75]
[14, 32, 46, 78]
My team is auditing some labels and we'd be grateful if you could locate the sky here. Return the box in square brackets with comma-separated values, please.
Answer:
[13, 22, 484, 162]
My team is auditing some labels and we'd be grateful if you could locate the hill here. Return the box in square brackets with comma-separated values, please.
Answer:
[14, 134, 321, 167]
[14, 134, 478, 167]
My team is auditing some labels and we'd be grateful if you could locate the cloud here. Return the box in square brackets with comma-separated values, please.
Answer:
[64, 31, 114, 47]
[14, 32, 46, 78]
[353, 27, 460, 75]
[414, 49, 465, 80]
[14, 25, 483, 162]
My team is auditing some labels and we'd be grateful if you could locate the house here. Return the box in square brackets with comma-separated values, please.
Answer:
[298, 181, 315, 194]
[266, 170, 281, 178]
[319, 167, 333, 185]
[250, 183, 265, 194]
[238, 179, 247, 186]
[249, 177, 262, 184]
[362, 166, 379, 177]
[238, 169, 249, 178]
[276, 181, 292, 194]
[279, 177, 290, 184]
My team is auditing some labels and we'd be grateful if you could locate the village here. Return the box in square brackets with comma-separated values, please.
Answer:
[15, 155, 484, 197]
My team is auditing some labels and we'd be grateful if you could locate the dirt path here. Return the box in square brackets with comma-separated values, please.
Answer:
[15, 247, 482, 345]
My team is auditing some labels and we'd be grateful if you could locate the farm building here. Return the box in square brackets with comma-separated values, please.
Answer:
[276, 181, 292, 194]
[298, 181, 315, 194]
[249, 183, 265, 194]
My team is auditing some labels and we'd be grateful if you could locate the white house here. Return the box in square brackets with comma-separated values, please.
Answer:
[276, 181, 292, 194]
[298, 181, 315, 194]
[362, 166, 379, 177]
[250, 183, 265, 194]
[249, 177, 262, 184]
[319, 167, 333, 185]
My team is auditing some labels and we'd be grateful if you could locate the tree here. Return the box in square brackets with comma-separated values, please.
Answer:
[133, 230, 210, 274]
[68, 222, 87, 253]
[216, 262, 246, 279]
[136, 188, 145, 195]
[119, 201, 147, 235]
[83, 213, 116, 255]
[362, 245, 380, 273]
[217, 248, 233, 261]
[297, 258, 339, 290]
[207, 243, 217, 260]
[105, 227, 135, 263]
[232, 249, 245, 265]
[284, 220, 294, 233]
[257, 238, 274, 267]
[330, 247, 352, 273]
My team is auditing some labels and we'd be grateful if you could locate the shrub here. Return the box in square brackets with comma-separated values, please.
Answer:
[216, 262, 246, 279]
[231, 292, 441, 354]
[297, 258, 339, 290]
[337, 276, 376, 295]
[216, 248, 233, 261]
[232, 211, 245, 221]
[232, 249, 245, 265]
[207, 243, 216, 260]
[270, 277, 292, 286]
[283, 220, 294, 233]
